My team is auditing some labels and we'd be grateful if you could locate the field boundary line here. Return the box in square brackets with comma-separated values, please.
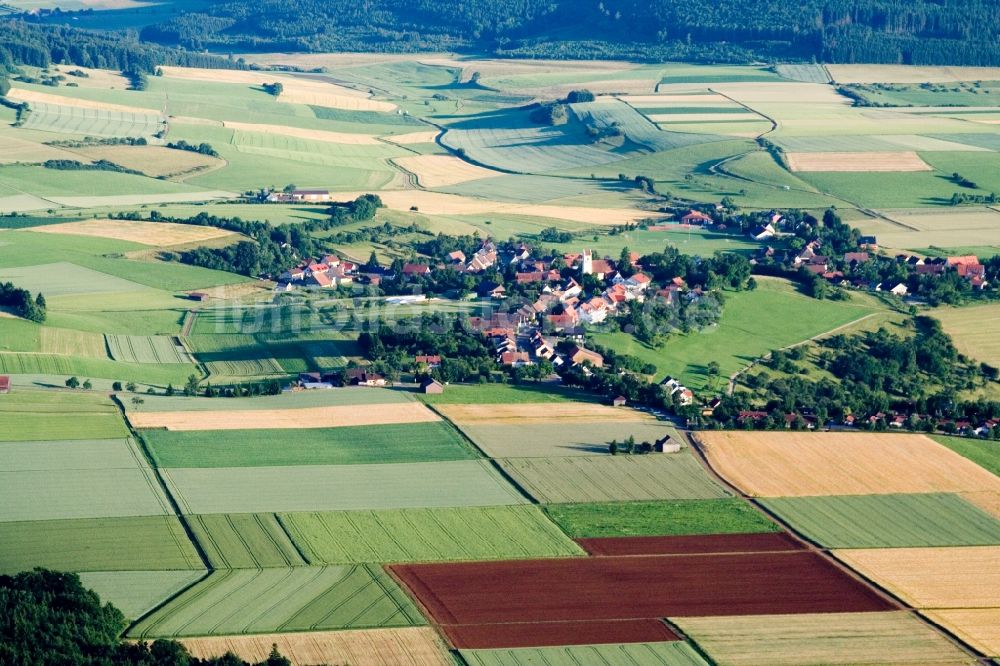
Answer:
[274, 513, 313, 566]
[684, 430, 990, 662]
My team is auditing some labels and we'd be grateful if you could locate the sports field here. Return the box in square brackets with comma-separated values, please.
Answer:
[674, 612, 974, 666]
[761, 493, 1000, 548]
[162, 460, 527, 513]
[143, 422, 476, 468]
[129, 564, 424, 638]
[281, 506, 582, 563]
[498, 454, 728, 504]
[696, 432, 1000, 497]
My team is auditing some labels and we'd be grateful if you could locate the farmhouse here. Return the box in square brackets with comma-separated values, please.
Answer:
[420, 377, 445, 394]
[680, 210, 713, 225]
[566, 345, 604, 368]
[0, 375, 9, 394]
[345, 368, 386, 387]
[402, 263, 432, 277]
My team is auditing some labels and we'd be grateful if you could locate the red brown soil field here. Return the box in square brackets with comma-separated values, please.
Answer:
[389, 552, 896, 648]
[441, 619, 678, 649]
[577, 532, 804, 556]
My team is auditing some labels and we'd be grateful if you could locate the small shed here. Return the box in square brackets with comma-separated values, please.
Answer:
[188, 292, 208, 302]
[655, 435, 681, 454]
[612, 395, 627, 407]
[420, 377, 444, 394]
[0, 375, 10, 394]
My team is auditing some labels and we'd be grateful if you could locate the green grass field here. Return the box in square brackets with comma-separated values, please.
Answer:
[498, 454, 728, 504]
[594, 278, 883, 389]
[0, 516, 203, 573]
[143, 422, 477, 468]
[0, 438, 137, 472]
[162, 460, 527, 514]
[78, 570, 206, 622]
[281, 506, 583, 564]
[0, 352, 199, 385]
[19, 100, 165, 138]
[462, 642, 710, 666]
[761, 493, 1000, 548]
[932, 436, 1000, 477]
[1, 410, 127, 441]
[544, 498, 781, 538]
[187, 513, 307, 569]
[128, 564, 424, 638]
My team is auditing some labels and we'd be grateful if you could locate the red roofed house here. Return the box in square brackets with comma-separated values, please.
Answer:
[345, 368, 386, 387]
[566, 345, 604, 368]
[500, 351, 532, 367]
[402, 263, 431, 276]
[414, 355, 442, 368]
[844, 252, 870, 265]
[680, 210, 712, 225]
[0, 375, 9, 394]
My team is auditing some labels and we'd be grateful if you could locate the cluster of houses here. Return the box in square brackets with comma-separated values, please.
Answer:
[660, 376, 694, 406]
[278, 254, 359, 291]
[736, 408, 1000, 437]
[265, 189, 335, 204]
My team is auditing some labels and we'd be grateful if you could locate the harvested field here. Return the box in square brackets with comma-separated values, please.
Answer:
[437, 402, 649, 425]
[222, 121, 381, 145]
[761, 493, 1000, 548]
[73, 145, 221, 177]
[544, 499, 781, 538]
[383, 130, 440, 144]
[457, 421, 678, 458]
[785, 151, 931, 172]
[389, 551, 895, 648]
[0, 516, 203, 573]
[106, 334, 193, 364]
[498, 455, 727, 503]
[651, 113, 761, 123]
[129, 565, 424, 638]
[0, 133, 88, 164]
[828, 64, 1000, 83]
[280, 506, 582, 564]
[577, 532, 803, 557]
[709, 82, 850, 105]
[695, 431, 1000, 497]
[461, 641, 710, 666]
[924, 609, 1000, 658]
[181, 627, 452, 666]
[128, 401, 438, 431]
[52, 65, 130, 89]
[394, 154, 501, 187]
[834, 546, 1000, 609]
[162, 460, 527, 514]
[188, 513, 306, 569]
[329, 190, 664, 225]
[5, 87, 159, 115]
[445, 620, 680, 651]
[79, 570, 205, 621]
[143, 422, 475, 468]
[18, 101, 164, 138]
[674, 611, 975, 666]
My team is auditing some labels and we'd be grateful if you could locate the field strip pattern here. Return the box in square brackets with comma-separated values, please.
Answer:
[129, 401, 439, 430]
[461, 641, 711, 665]
[129, 565, 424, 638]
[785, 151, 932, 172]
[180, 627, 452, 666]
[188, 513, 307, 569]
[673, 611, 976, 666]
[78, 570, 207, 621]
[498, 455, 728, 503]
[107, 334, 194, 364]
[695, 431, 1000, 497]
[436, 402, 653, 425]
[161, 460, 528, 513]
[280, 506, 583, 564]
[30, 219, 236, 246]
[127, 389, 413, 411]
[456, 421, 678, 458]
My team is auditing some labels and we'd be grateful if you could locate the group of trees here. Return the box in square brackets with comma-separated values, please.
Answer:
[166, 140, 219, 157]
[0, 569, 290, 665]
[0, 281, 45, 322]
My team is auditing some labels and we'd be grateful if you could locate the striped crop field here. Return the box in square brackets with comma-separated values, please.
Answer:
[128, 565, 425, 638]
[39, 326, 108, 358]
[106, 334, 194, 364]
[187, 513, 307, 568]
[186, 334, 284, 377]
[127, 388, 412, 411]
[462, 642, 710, 666]
[79, 570, 207, 622]
[280, 506, 583, 564]
[761, 493, 1000, 548]
[19, 101, 166, 138]
[0, 516, 203, 573]
[498, 454, 728, 504]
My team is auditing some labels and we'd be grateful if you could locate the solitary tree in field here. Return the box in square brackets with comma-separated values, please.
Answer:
[184, 374, 199, 397]
[82, 379, 92, 390]
[125, 381, 137, 392]
[65, 376, 79, 389]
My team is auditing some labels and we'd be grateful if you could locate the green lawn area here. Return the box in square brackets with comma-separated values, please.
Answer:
[143, 422, 478, 468]
[593, 278, 884, 389]
[543, 498, 780, 538]
[933, 435, 1000, 476]
[419, 383, 599, 405]
[761, 493, 1000, 548]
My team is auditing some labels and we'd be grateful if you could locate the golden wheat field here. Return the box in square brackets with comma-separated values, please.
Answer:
[0, 134, 91, 164]
[961, 491, 1000, 521]
[382, 130, 440, 145]
[129, 402, 440, 431]
[923, 609, 1000, 658]
[934, 303, 1000, 367]
[73, 145, 221, 178]
[180, 628, 451, 666]
[53, 64, 130, 89]
[835, 546, 1000, 608]
[5, 87, 159, 115]
[785, 151, 932, 172]
[394, 154, 501, 187]
[31, 219, 238, 247]
[695, 431, 1000, 497]
[436, 402, 652, 425]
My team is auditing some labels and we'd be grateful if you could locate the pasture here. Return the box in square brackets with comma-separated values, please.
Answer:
[161, 460, 527, 513]
[497, 454, 728, 504]
[696, 432, 1000, 497]
[461, 642, 710, 666]
[281, 506, 582, 563]
[40, 326, 108, 357]
[181, 628, 452, 666]
[1, 408, 126, 442]
[143, 422, 476, 468]
[934, 303, 1000, 367]
[79, 570, 206, 622]
[187, 513, 307, 569]
[673, 612, 974, 666]
[106, 334, 193, 364]
[0, 516, 203, 573]
[853, 207, 1000, 252]
[761, 493, 1000, 548]
[835, 545, 1000, 609]
[129, 565, 424, 638]
[543, 498, 780, 538]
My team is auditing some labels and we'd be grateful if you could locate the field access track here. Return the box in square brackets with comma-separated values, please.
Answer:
[389, 551, 895, 648]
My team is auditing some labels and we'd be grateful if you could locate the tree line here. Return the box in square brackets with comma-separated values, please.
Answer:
[0, 281, 45, 322]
